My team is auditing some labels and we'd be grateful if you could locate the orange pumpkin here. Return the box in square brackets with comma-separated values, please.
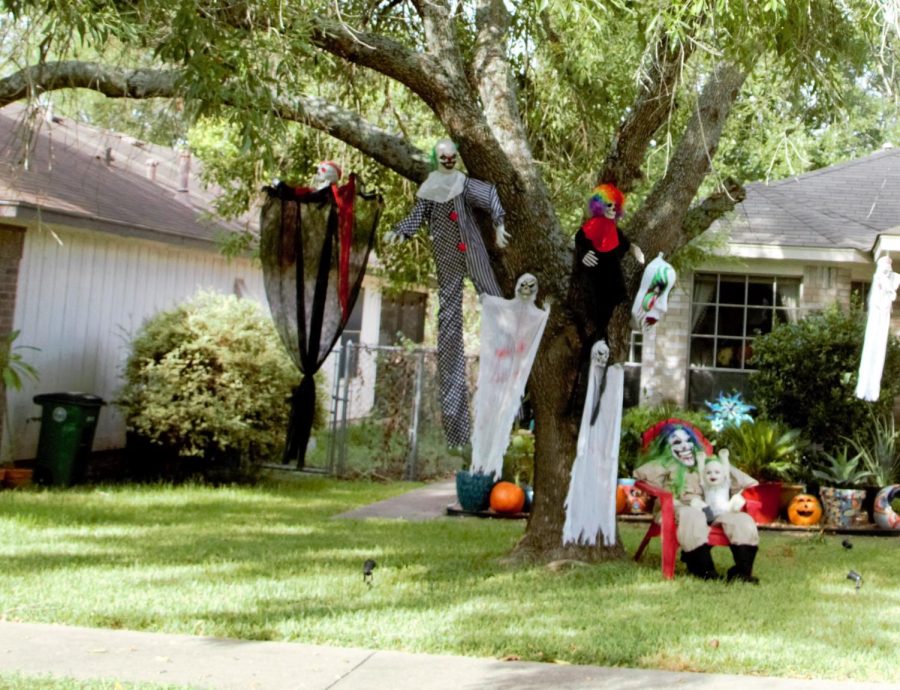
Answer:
[490, 481, 526, 513]
[616, 485, 627, 514]
[787, 494, 822, 526]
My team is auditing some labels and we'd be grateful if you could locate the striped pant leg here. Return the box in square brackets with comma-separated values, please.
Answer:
[436, 269, 471, 448]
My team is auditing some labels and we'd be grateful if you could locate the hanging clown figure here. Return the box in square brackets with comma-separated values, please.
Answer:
[470, 274, 549, 479]
[562, 340, 624, 548]
[261, 161, 382, 468]
[387, 139, 510, 448]
[631, 253, 677, 331]
[570, 183, 644, 340]
[855, 254, 900, 401]
[633, 419, 760, 582]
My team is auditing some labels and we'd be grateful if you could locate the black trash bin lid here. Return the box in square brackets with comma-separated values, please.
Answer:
[33, 392, 106, 406]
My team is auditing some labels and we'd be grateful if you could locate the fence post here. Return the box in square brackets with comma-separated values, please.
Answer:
[326, 344, 344, 475]
[336, 340, 354, 477]
[405, 350, 426, 481]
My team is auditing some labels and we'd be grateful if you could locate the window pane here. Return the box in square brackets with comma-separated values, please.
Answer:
[719, 276, 746, 304]
[745, 308, 772, 336]
[715, 339, 743, 369]
[690, 337, 715, 367]
[718, 306, 745, 336]
[691, 304, 716, 334]
[693, 275, 717, 303]
[773, 308, 797, 326]
[775, 279, 800, 308]
[747, 280, 774, 306]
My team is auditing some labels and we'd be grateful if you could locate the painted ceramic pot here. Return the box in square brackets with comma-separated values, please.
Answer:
[455, 470, 496, 513]
[872, 484, 900, 530]
[819, 487, 866, 528]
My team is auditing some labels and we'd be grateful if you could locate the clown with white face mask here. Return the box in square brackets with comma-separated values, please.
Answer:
[388, 138, 510, 448]
[470, 274, 549, 479]
[634, 419, 760, 582]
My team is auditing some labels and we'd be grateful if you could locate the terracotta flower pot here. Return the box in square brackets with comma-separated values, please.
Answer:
[3, 468, 33, 489]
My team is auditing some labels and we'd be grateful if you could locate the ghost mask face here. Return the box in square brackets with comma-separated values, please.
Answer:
[434, 139, 458, 174]
[591, 340, 610, 367]
[703, 460, 726, 487]
[515, 273, 538, 303]
[313, 161, 342, 190]
[667, 428, 696, 467]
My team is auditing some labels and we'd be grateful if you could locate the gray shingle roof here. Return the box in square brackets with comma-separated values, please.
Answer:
[0, 104, 253, 246]
[716, 146, 900, 251]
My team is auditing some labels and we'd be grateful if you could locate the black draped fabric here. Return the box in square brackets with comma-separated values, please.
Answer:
[260, 175, 382, 468]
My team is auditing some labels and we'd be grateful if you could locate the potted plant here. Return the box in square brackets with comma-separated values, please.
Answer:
[501, 429, 534, 511]
[843, 413, 900, 522]
[717, 418, 806, 523]
[1, 330, 39, 488]
[812, 446, 872, 527]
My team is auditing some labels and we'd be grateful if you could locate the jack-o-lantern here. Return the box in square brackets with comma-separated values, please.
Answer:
[490, 481, 526, 513]
[788, 494, 822, 526]
[616, 485, 628, 514]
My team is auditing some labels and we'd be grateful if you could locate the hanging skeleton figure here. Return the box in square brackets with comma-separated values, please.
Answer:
[387, 139, 510, 448]
[631, 253, 677, 331]
[855, 254, 900, 401]
[562, 340, 624, 548]
[470, 274, 550, 479]
[570, 184, 644, 341]
[261, 162, 383, 468]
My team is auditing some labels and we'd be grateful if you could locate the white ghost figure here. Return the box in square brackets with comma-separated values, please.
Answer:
[856, 254, 900, 401]
[631, 253, 676, 331]
[562, 339, 624, 547]
[470, 273, 549, 479]
[312, 160, 342, 190]
[696, 448, 745, 517]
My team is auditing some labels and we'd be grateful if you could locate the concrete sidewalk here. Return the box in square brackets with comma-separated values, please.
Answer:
[2, 621, 898, 690]
[333, 479, 457, 521]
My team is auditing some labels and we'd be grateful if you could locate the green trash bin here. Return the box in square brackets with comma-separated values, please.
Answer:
[32, 392, 105, 486]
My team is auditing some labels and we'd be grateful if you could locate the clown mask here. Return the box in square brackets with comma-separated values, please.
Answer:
[434, 139, 458, 173]
[667, 428, 696, 467]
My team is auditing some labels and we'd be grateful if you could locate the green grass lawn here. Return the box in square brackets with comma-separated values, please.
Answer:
[1, 478, 898, 682]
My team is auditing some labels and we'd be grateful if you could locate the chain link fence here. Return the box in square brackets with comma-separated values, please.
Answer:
[322, 342, 478, 480]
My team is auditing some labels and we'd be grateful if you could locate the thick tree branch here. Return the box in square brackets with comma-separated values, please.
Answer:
[682, 177, 746, 239]
[0, 61, 178, 106]
[0, 60, 430, 182]
[308, 14, 442, 107]
[627, 61, 748, 257]
[598, 36, 693, 191]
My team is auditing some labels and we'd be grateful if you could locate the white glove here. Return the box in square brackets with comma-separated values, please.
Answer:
[728, 493, 746, 513]
[690, 497, 708, 511]
[384, 230, 403, 246]
[495, 223, 510, 249]
[630, 244, 645, 264]
[582, 250, 598, 267]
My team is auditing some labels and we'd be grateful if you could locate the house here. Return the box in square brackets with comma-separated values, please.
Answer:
[0, 104, 434, 465]
[637, 146, 900, 409]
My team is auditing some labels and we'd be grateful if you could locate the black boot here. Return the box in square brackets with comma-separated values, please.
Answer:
[727, 544, 760, 584]
[680, 544, 721, 580]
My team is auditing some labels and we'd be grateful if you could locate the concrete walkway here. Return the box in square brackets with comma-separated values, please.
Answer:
[333, 479, 457, 521]
[2, 621, 898, 690]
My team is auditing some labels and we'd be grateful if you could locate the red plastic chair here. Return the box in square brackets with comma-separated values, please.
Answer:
[631, 480, 759, 579]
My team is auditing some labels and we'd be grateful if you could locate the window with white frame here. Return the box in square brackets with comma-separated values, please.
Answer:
[690, 274, 800, 371]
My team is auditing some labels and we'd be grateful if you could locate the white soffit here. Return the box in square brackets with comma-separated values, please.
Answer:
[712, 243, 869, 264]
[873, 232, 900, 258]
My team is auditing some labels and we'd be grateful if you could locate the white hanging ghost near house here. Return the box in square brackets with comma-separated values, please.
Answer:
[470, 274, 549, 479]
[631, 252, 677, 331]
[562, 340, 624, 548]
[856, 255, 900, 401]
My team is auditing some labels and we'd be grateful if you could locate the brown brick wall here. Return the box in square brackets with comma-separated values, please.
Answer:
[0, 224, 26, 442]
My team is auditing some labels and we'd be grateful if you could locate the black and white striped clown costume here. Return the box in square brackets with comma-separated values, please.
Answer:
[391, 140, 508, 448]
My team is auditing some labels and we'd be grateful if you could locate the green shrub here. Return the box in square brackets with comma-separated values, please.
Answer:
[749, 305, 900, 451]
[118, 291, 301, 479]
[619, 403, 714, 476]
[715, 418, 806, 482]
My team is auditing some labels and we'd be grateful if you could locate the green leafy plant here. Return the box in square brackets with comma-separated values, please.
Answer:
[749, 305, 900, 451]
[0, 330, 39, 391]
[811, 446, 873, 488]
[716, 418, 806, 482]
[842, 413, 900, 487]
[117, 291, 301, 479]
[502, 429, 535, 486]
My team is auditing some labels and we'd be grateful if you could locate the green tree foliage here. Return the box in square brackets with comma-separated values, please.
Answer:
[749, 305, 900, 452]
[117, 291, 302, 478]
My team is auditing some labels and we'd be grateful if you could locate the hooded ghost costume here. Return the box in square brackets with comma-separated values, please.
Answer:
[855, 255, 900, 401]
[470, 274, 549, 479]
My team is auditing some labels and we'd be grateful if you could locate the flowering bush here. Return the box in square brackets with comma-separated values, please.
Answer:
[118, 291, 300, 478]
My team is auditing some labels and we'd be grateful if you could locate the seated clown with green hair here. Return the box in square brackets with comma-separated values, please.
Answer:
[633, 419, 761, 583]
